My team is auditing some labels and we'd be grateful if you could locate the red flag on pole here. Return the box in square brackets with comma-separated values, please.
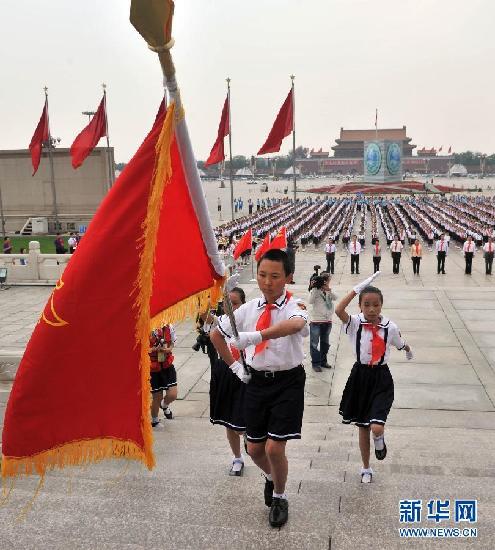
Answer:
[233, 228, 252, 259]
[257, 89, 293, 155]
[268, 226, 287, 250]
[255, 233, 271, 262]
[205, 95, 229, 166]
[29, 99, 49, 176]
[70, 97, 107, 169]
[1, 101, 225, 480]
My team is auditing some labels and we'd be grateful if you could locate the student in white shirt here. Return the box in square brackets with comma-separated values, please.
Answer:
[335, 273, 413, 484]
[462, 236, 476, 275]
[390, 236, 403, 274]
[435, 234, 448, 274]
[325, 238, 336, 274]
[349, 235, 362, 274]
[210, 249, 309, 528]
[483, 237, 494, 275]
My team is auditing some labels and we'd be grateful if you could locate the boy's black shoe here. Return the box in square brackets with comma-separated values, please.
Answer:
[163, 407, 173, 420]
[264, 478, 274, 507]
[269, 497, 288, 528]
[375, 442, 387, 460]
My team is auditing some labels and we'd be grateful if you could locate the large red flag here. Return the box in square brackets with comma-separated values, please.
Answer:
[233, 228, 252, 259]
[257, 89, 293, 155]
[205, 95, 229, 166]
[269, 226, 287, 250]
[29, 99, 49, 176]
[255, 233, 271, 262]
[70, 96, 107, 169]
[1, 101, 225, 480]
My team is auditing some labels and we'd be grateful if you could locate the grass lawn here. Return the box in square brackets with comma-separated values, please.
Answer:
[9, 236, 59, 254]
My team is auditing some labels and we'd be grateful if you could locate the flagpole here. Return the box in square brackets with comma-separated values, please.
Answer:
[227, 78, 234, 221]
[44, 87, 59, 230]
[375, 108, 378, 140]
[291, 75, 296, 221]
[0, 183, 6, 239]
[102, 83, 114, 191]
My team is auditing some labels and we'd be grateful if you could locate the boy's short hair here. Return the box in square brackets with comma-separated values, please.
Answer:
[358, 285, 383, 305]
[257, 248, 292, 276]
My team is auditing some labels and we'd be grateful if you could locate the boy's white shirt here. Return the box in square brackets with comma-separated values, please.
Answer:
[218, 291, 309, 372]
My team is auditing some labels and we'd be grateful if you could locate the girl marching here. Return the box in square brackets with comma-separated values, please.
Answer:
[335, 272, 413, 483]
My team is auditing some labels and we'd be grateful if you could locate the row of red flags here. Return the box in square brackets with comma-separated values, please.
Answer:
[206, 88, 293, 166]
[29, 95, 108, 176]
[232, 226, 287, 261]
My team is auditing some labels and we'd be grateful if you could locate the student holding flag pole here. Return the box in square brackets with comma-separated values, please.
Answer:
[211, 249, 309, 528]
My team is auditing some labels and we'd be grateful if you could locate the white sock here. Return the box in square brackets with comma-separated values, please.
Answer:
[373, 434, 385, 451]
[273, 492, 288, 500]
[361, 467, 373, 474]
[152, 416, 159, 423]
[265, 474, 273, 481]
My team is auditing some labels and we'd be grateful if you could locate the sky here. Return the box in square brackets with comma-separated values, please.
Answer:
[1, 0, 495, 163]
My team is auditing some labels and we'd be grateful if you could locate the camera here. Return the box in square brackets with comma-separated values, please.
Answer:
[192, 331, 210, 353]
[311, 275, 327, 289]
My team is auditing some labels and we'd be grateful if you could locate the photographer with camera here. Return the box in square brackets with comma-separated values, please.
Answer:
[308, 273, 336, 372]
[149, 324, 177, 428]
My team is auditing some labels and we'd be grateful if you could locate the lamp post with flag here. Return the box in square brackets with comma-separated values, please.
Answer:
[0, 183, 6, 239]
[257, 76, 295, 218]
[43, 87, 60, 230]
[226, 78, 234, 221]
[102, 84, 115, 190]
[290, 75, 297, 221]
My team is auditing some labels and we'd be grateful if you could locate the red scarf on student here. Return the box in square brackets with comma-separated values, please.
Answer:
[254, 292, 292, 355]
[363, 323, 386, 364]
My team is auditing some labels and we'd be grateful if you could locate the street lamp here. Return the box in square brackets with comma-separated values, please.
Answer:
[82, 110, 96, 122]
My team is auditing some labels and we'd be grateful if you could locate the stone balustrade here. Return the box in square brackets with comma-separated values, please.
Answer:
[0, 240, 70, 284]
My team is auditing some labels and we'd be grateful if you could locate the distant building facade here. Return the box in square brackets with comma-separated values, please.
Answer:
[0, 147, 113, 233]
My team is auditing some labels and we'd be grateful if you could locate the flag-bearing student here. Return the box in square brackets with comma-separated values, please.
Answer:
[210, 249, 309, 528]
[335, 272, 413, 484]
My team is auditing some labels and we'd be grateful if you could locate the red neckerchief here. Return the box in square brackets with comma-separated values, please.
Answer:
[254, 291, 293, 355]
[362, 322, 386, 364]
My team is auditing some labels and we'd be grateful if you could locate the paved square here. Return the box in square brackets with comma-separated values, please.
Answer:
[1, 239, 494, 549]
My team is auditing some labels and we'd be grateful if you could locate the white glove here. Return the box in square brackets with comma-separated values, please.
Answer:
[406, 349, 413, 361]
[232, 331, 263, 350]
[353, 271, 380, 295]
[229, 360, 251, 383]
[225, 273, 241, 292]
